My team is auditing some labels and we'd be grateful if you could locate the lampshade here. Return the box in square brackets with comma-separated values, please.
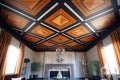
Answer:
[24, 58, 30, 63]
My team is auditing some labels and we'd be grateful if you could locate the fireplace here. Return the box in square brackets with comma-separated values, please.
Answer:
[45, 64, 74, 79]
[49, 69, 70, 79]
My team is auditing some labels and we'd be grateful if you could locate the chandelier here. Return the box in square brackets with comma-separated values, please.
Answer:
[56, 48, 65, 63]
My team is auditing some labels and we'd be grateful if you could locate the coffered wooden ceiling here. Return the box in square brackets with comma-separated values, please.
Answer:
[0, 0, 120, 52]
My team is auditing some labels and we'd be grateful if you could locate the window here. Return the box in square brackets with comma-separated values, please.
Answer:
[102, 36, 119, 74]
[5, 38, 20, 74]
[103, 43, 119, 74]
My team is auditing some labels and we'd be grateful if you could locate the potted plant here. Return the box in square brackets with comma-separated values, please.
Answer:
[31, 62, 41, 79]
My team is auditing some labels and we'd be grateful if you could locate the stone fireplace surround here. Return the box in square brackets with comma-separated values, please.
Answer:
[45, 64, 74, 79]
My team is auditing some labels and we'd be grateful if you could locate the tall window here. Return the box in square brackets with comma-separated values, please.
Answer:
[98, 36, 119, 75]
[103, 42, 119, 74]
[111, 27, 120, 73]
[5, 38, 20, 74]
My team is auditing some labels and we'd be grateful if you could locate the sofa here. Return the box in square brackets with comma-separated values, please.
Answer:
[4, 74, 25, 80]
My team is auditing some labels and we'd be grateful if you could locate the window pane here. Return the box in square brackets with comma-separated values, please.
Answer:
[104, 43, 119, 74]
[5, 45, 19, 74]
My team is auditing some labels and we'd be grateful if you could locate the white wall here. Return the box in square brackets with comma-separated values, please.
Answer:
[86, 45, 99, 61]
[22, 50, 45, 78]
[85, 43, 100, 78]
[75, 52, 87, 78]
[10, 37, 20, 49]
[32, 52, 45, 78]
[24, 46, 35, 63]
[22, 46, 35, 79]
[44, 51, 75, 64]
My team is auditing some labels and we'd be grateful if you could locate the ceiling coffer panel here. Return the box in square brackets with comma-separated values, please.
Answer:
[91, 13, 116, 30]
[5, 0, 51, 16]
[30, 25, 55, 38]
[44, 9, 77, 30]
[0, 0, 119, 52]
[66, 25, 90, 38]
[79, 35, 97, 43]
[23, 34, 40, 43]
[1, 9, 29, 29]
[72, 0, 111, 16]
[51, 35, 70, 43]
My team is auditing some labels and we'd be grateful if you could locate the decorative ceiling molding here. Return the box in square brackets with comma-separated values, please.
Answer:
[0, 0, 119, 52]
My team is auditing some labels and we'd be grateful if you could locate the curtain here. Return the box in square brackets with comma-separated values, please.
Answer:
[0, 30, 12, 80]
[97, 41, 106, 67]
[16, 43, 25, 76]
[97, 42, 111, 80]
[111, 27, 120, 73]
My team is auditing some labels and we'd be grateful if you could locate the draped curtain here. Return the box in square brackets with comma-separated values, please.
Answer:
[111, 27, 120, 73]
[0, 30, 12, 80]
[97, 41, 106, 67]
[97, 42, 111, 80]
[0, 29, 25, 80]
[97, 27, 120, 80]
[16, 43, 25, 76]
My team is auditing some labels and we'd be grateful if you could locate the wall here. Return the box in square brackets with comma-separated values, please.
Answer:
[23, 50, 87, 78]
[86, 45, 99, 61]
[32, 52, 45, 78]
[25, 51, 86, 78]
[44, 51, 75, 78]
[44, 52, 75, 64]
[22, 51, 45, 78]
[75, 52, 87, 78]
[24, 46, 35, 63]
[22, 46, 35, 79]
[10, 37, 20, 50]
[85, 45, 100, 77]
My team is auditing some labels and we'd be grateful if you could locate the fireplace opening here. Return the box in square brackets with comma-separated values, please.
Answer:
[50, 71, 58, 78]
[61, 71, 70, 78]
[45, 64, 74, 78]
[49, 70, 70, 79]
